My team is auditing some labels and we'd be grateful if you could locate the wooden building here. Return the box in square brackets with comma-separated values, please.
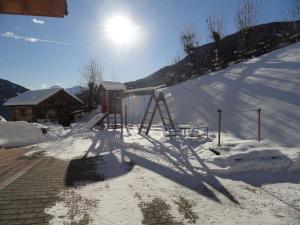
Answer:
[4, 88, 83, 126]
[99, 81, 127, 114]
[98, 81, 127, 129]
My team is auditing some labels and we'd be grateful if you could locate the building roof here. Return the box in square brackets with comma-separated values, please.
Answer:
[122, 87, 155, 97]
[4, 88, 83, 106]
[100, 81, 127, 91]
[0, 0, 68, 18]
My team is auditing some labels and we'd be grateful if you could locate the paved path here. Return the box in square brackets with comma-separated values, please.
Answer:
[0, 148, 42, 190]
[0, 157, 69, 225]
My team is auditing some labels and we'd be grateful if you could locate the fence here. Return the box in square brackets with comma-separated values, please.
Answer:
[217, 108, 261, 147]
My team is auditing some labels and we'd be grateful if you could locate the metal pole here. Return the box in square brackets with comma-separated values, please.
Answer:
[114, 100, 117, 129]
[125, 104, 128, 127]
[258, 108, 261, 142]
[217, 109, 221, 147]
[120, 98, 123, 132]
[206, 126, 208, 139]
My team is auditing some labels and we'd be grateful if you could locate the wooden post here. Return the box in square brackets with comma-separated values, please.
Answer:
[217, 109, 222, 147]
[125, 104, 128, 127]
[257, 108, 261, 142]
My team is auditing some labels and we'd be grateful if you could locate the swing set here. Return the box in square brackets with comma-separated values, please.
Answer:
[121, 87, 175, 135]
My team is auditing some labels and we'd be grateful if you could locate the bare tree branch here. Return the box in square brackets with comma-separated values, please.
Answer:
[235, 0, 260, 49]
[180, 25, 199, 55]
[236, 0, 260, 31]
[80, 59, 103, 110]
[282, 0, 300, 21]
[206, 11, 225, 42]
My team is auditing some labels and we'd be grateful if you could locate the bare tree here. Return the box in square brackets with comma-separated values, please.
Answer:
[235, 0, 260, 49]
[180, 25, 199, 68]
[207, 11, 225, 42]
[180, 25, 199, 55]
[207, 11, 225, 64]
[282, 0, 300, 31]
[80, 59, 103, 111]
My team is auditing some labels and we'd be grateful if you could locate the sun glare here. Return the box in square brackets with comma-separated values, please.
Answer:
[104, 15, 139, 46]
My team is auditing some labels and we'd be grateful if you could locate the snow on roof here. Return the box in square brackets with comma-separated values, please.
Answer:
[122, 87, 155, 97]
[4, 88, 83, 106]
[100, 81, 127, 91]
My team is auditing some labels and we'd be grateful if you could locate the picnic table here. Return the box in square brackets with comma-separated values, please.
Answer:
[178, 124, 191, 136]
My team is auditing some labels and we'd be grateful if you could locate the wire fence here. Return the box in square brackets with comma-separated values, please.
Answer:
[217, 108, 261, 146]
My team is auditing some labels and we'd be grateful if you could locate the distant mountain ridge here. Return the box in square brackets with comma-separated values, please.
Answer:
[66, 85, 86, 95]
[125, 21, 300, 89]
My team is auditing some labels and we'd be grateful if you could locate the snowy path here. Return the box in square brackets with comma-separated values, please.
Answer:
[32, 128, 300, 225]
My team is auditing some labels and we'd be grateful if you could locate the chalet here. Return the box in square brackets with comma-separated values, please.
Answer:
[4, 88, 83, 126]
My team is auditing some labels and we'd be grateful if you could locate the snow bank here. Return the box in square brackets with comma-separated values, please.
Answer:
[0, 116, 6, 122]
[205, 133, 300, 174]
[31, 122, 65, 138]
[0, 121, 46, 148]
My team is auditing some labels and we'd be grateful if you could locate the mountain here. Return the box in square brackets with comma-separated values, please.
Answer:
[125, 21, 300, 89]
[0, 79, 28, 119]
[66, 85, 86, 95]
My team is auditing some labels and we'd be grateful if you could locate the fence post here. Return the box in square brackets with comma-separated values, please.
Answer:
[114, 100, 117, 129]
[125, 104, 128, 127]
[257, 108, 261, 142]
[217, 109, 222, 147]
[120, 98, 123, 132]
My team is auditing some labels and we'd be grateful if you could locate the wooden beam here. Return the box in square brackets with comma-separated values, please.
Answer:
[0, 0, 68, 18]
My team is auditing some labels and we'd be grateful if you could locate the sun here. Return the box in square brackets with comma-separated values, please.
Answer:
[104, 15, 139, 46]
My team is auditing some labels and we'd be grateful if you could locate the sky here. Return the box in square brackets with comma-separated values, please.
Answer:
[0, 0, 290, 90]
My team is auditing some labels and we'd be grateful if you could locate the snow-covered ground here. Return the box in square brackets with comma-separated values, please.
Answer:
[124, 42, 300, 148]
[30, 126, 299, 225]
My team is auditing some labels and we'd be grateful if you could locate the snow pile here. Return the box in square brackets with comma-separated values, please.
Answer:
[31, 122, 66, 138]
[205, 133, 300, 174]
[124, 42, 300, 148]
[0, 121, 46, 148]
[0, 115, 6, 122]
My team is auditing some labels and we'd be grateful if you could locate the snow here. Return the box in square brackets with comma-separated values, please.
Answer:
[124, 42, 300, 148]
[100, 81, 127, 91]
[40, 127, 300, 225]
[4, 87, 83, 106]
[4, 88, 62, 106]
[0, 115, 6, 122]
[0, 121, 66, 148]
[0, 121, 46, 147]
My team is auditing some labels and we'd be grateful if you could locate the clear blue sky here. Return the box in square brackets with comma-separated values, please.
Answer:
[0, 0, 288, 89]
